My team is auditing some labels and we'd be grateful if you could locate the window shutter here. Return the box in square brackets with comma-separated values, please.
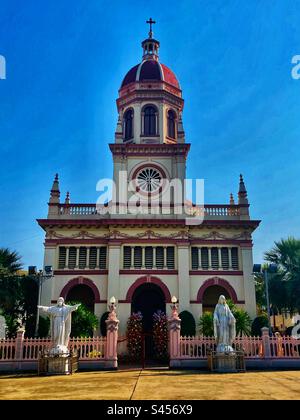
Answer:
[99, 247, 107, 269]
[155, 247, 164, 269]
[167, 247, 175, 269]
[58, 247, 66, 269]
[201, 248, 209, 269]
[89, 247, 97, 269]
[191, 247, 199, 270]
[68, 247, 77, 269]
[123, 246, 131, 269]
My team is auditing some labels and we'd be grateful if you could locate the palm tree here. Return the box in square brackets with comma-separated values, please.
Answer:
[0, 248, 23, 274]
[264, 237, 300, 313]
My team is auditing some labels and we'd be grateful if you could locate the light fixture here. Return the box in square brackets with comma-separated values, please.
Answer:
[110, 296, 116, 305]
[171, 296, 178, 304]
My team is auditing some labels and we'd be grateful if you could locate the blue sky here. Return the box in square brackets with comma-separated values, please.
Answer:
[0, 0, 300, 268]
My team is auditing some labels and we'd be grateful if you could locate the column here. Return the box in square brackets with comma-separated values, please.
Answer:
[40, 245, 55, 306]
[218, 248, 222, 270]
[241, 246, 256, 319]
[208, 248, 212, 270]
[177, 245, 190, 311]
[86, 247, 90, 269]
[65, 247, 69, 270]
[142, 247, 145, 269]
[198, 248, 202, 269]
[107, 243, 121, 302]
[163, 247, 167, 269]
[228, 247, 233, 270]
[131, 247, 134, 268]
[75, 247, 79, 269]
[153, 247, 156, 269]
[105, 308, 119, 369]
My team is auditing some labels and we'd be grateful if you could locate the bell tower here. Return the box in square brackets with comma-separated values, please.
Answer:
[110, 20, 190, 215]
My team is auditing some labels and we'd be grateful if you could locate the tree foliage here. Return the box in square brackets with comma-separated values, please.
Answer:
[263, 237, 300, 313]
[66, 301, 98, 337]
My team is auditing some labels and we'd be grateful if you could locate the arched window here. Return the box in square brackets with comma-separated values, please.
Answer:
[143, 106, 157, 136]
[167, 109, 176, 139]
[124, 109, 133, 141]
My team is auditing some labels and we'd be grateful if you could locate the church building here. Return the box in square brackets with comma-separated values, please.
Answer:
[37, 21, 260, 335]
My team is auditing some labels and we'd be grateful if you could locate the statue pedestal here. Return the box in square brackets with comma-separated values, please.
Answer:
[38, 351, 78, 376]
[207, 351, 245, 373]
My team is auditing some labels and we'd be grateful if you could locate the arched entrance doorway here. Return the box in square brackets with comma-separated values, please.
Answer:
[202, 286, 230, 313]
[131, 283, 166, 333]
[131, 283, 166, 363]
[66, 284, 95, 313]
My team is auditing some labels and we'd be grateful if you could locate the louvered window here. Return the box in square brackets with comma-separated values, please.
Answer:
[221, 248, 229, 270]
[231, 247, 239, 270]
[145, 247, 153, 269]
[89, 247, 97, 269]
[99, 247, 107, 269]
[167, 247, 175, 269]
[201, 248, 209, 270]
[68, 247, 77, 269]
[79, 247, 87, 269]
[58, 247, 66, 269]
[191, 247, 199, 270]
[134, 246, 142, 268]
[123, 246, 131, 269]
[156, 247, 164, 269]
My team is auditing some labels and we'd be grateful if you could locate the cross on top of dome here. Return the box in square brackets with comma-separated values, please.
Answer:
[146, 17, 156, 38]
[142, 17, 160, 61]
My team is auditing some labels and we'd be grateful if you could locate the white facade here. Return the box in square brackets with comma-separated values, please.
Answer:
[38, 29, 260, 335]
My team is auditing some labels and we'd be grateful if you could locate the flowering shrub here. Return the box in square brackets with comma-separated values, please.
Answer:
[153, 310, 169, 361]
[126, 312, 143, 360]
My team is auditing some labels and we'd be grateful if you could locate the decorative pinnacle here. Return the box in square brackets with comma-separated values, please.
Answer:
[49, 173, 60, 204]
[230, 193, 235, 205]
[239, 174, 247, 195]
[65, 191, 70, 204]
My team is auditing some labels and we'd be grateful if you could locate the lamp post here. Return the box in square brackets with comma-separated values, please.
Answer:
[253, 263, 277, 334]
[29, 266, 53, 338]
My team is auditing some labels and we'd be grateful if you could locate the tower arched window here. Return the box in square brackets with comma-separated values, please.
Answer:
[167, 109, 176, 139]
[143, 106, 157, 136]
[124, 109, 134, 141]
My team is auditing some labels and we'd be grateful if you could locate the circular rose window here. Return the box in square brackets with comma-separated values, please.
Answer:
[136, 167, 162, 193]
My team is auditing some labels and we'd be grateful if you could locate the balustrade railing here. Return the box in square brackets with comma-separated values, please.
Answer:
[57, 203, 241, 218]
[177, 334, 299, 360]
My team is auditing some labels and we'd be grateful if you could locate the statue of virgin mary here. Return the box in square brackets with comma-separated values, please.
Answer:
[38, 297, 80, 355]
[213, 295, 236, 353]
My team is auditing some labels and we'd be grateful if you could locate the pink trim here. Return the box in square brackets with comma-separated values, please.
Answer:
[37, 219, 261, 228]
[60, 277, 101, 303]
[45, 239, 109, 245]
[125, 276, 172, 303]
[190, 270, 243, 276]
[196, 277, 239, 304]
[120, 270, 178, 275]
[54, 270, 108, 275]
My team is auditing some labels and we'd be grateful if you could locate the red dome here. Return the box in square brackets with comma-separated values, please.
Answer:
[121, 60, 180, 89]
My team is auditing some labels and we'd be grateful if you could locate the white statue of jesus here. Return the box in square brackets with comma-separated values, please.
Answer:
[38, 297, 80, 355]
[213, 295, 236, 353]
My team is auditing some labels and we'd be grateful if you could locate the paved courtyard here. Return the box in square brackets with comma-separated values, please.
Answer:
[1, 369, 300, 400]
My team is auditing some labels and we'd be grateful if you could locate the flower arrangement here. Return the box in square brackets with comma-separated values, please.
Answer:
[88, 350, 102, 359]
[126, 312, 143, 360]
[152, 310, 169, 361]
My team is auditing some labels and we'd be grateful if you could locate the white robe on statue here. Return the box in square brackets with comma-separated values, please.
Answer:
[213, 298, 236, 353]
[39, 303, 80, 355]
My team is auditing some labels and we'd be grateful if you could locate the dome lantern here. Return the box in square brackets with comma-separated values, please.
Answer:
[142, 18, 160, 61]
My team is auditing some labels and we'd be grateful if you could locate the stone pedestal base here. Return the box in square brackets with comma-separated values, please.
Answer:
[38, 351, 78, 376]
[207, 351, 245, 373]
